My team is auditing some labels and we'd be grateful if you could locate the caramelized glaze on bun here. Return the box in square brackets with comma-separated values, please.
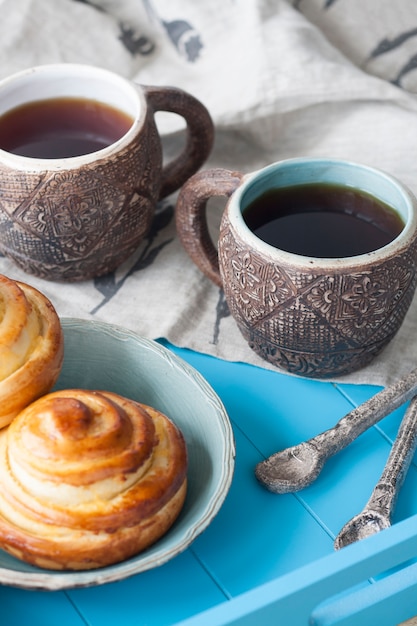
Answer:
[0, 389, 188, 570]
[0, 275, 64, 428]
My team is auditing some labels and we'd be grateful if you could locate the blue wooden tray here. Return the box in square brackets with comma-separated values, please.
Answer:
[2, 341, 417, 626]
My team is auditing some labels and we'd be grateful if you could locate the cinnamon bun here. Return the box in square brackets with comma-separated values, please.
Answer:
[0, 275, 64, 428]
[0, 389, 188, 570]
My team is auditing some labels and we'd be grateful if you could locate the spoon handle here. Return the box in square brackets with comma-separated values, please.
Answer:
[366, 396, 417, 518]
[312, 366, 417, 460]
[334, 397, 417, 549]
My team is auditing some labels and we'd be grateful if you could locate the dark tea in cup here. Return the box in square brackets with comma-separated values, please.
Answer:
[242, 183, 405, 258]
[0, 97, 134, 158]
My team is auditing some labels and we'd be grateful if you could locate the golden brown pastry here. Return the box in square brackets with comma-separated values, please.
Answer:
[0, 275, 64, 428]
[0, 389, 188, 570]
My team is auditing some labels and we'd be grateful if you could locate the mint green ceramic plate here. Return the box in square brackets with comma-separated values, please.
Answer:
[0, 318, 235, 590]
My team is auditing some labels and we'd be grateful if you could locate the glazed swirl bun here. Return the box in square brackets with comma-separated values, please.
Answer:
[0, 389, 188, 570]
[0, 275, 64, 428]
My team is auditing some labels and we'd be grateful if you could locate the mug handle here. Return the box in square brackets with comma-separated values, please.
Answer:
[143, 85, 215, 199]
[175, 168, 244, 287]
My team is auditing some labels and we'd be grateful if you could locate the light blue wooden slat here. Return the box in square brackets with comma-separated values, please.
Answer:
[174, 514, 417, 626]
[68, 550, 226, 626]
[0, 585, 86, 626]
[190, 425, 336, 594]
[163, 343, 356, 452]
[164, 345, 365, 592]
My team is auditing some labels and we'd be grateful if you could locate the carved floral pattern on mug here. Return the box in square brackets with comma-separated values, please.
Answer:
[17, 170, 127, 257]
[226, 245, 294, 322]
[219, 214, 417, 368]
[0, 123, 159, 280]
[307, 274, 389, 330]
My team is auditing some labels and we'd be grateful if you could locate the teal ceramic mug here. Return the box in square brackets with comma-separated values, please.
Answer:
[176, 158, 417, 378]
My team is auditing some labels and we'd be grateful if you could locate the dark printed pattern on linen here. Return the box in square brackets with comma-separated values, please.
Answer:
[90, 201, 174, 315]
[367, 28, 417, 86]
[212, 289, 231, 346]
[143, 0, 203, 62]
[293, 0, 417, 88]
[73, 0, 203, 60]
[73, 0, 155, 56]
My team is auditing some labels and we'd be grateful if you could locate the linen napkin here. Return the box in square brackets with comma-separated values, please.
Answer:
[1, 0, 417, 386]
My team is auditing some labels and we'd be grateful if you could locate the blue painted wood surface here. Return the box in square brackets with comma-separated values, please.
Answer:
[2, 342, 417, 626]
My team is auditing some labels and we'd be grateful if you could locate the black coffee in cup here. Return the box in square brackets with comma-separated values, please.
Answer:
[243, 183, 405, 257]
[0, 97, 133, 158]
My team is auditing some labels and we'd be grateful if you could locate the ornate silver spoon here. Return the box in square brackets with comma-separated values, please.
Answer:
[334, 396, 417, 549]
[255, 367, 417, 494]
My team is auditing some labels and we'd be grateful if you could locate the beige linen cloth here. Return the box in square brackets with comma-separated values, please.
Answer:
[1, 0, 417, 386]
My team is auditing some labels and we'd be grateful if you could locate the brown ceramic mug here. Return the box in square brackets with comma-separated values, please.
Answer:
[176, 158, 417, 378]
[0, 64, 214, 281]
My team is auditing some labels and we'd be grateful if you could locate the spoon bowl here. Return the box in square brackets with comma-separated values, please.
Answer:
[255, 442, 324, 493]
[334, 510, 391, 550]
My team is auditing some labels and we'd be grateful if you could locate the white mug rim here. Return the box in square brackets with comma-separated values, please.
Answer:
[0, 63, 145, 170]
